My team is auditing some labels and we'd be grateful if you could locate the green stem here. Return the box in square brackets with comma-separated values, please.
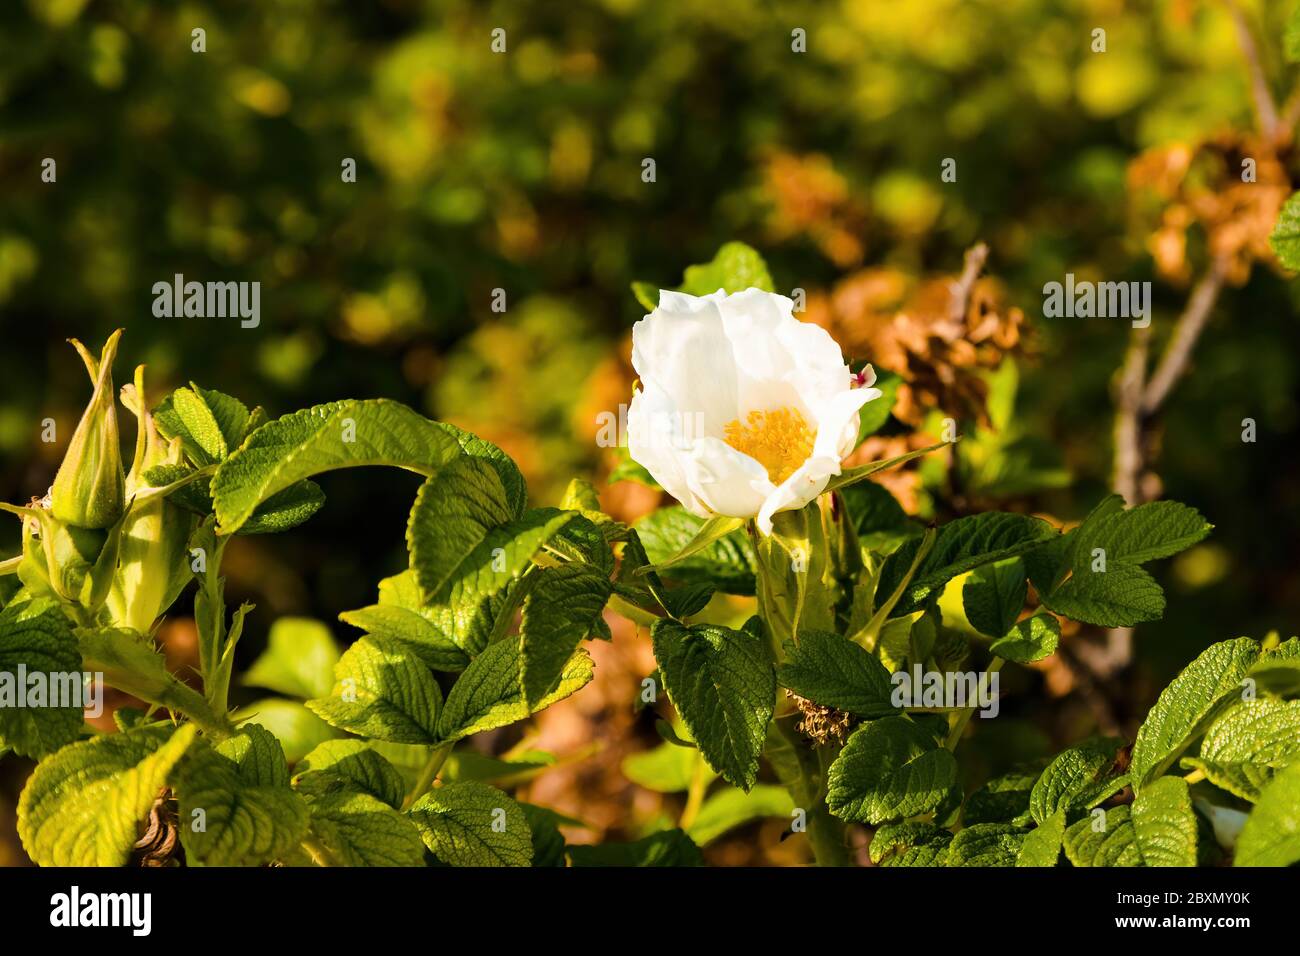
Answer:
[679, 756, 709, 830]
[944, 657, 1004, 751]
[404, 742, 454, 809]
[300, 836, 332, 867]
[769, 717, 851, 866]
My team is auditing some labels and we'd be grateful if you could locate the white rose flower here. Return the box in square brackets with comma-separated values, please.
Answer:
[627, 288, 882, 535]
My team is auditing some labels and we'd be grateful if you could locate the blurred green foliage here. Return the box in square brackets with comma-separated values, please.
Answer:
[1, 0, 1299, 748]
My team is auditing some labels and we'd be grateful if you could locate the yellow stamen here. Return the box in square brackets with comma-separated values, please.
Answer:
[723, 407, 815, 484]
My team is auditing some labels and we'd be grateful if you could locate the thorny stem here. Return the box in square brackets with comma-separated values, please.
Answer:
[300, 836, 333, 867]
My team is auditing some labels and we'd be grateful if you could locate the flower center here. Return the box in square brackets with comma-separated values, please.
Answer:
[723, 407, 815, 484]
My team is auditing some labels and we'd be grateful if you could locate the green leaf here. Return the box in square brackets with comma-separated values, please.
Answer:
[244, 617, 340, 700]
[409, 498, 574, 622]
[1131, 775, 1198, 867]
[0, 598, 83, 758]
[876, 512, 1056, 616]
[946, 823, 1027, 867]
[78, 626, 231, 735]
[550, 513, 615, 574]
[1037, 563, 1166, 628]
[962, 558, 1027, 638]
[839, 481, 909, 538]
[826, 717, 959, 824]
[613, 529, 715, 620]
[621, 743, 708, 793]
[1130, 637, 1261, 790]
[233, 698, 339, 763]
[1016, 809, 1066, 867]
[519, 563, 611, 707]
[1182, 699, 1300, 801]
[686, 784, 794, 846]
[775, 629, 896, 718]
[1030, 496, 1210, 627]
[437, 639, 593, 743]
[854, 371, 901, 444]
[1270, 192, 1300, 269]
[989, 612, 1060, 664]
[405, 454, 518, 597]
[825, 442, 948, 494]
[408, 781, 533, 867]
[568, 828, 703, 866]
[294, 739, 406, 809]
[301, 791, 426, 867]
[869, 821, 953, 866]
[634, 506, 756, 594]
[306, 637, 443, 744]
[963, 767, 1041, 825]
[638, 515, 747, 577]
[435, 421, 527, 519]
[679, 241, 774, 295]
[238, 480, 325, 534]
[520, 803, 569, 867]
[172, 733, 310, 866]
[630, 280, 659, 311]
[1074, 500, 1212, 566]
[339, 603, 468, 672]
[1287, 11, 1300, 64]
[1063, 805, 1142, 867]
[212, 399, 461, 533]
[216, 723, 291, 787]
[156, 385, 241, 465]
[1235, 762, 1300, 867]
[18, 724, 197, 866]
[651, 620, 775, 790]
[1029, 737, 1126, 824]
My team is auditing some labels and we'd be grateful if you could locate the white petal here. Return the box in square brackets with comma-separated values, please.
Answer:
[632, 292, 740, 436]
[718, 289, 853, 415]
[754, 386, 883, 535]
[682, 436, 774, 519]
[626, 384, 711, 518]
[756, 454, 840, 536]
[810, 386, 884, 461]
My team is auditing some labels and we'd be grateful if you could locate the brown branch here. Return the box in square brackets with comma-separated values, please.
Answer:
[1141, 260, 1228, 415]
[1112, 324, 1151, 505]
[1226, 0, 1280, 141]
[946, 242, 989, 322]
[1091, 262, 1227, 679]
[1056, 641, 1124, 738]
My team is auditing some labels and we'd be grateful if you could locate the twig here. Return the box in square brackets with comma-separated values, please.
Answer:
[1225, 0, 1280, 141]
[947, 242, 989, 322]
[1095, 261, 1227, 677]
[1112, 324, 1151, 506]
[1141, 261, 1228, 415]
[1056, 641, 1123, 738]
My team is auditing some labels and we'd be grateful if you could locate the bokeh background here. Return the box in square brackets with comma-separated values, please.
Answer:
[2, 0, 1299, 864]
